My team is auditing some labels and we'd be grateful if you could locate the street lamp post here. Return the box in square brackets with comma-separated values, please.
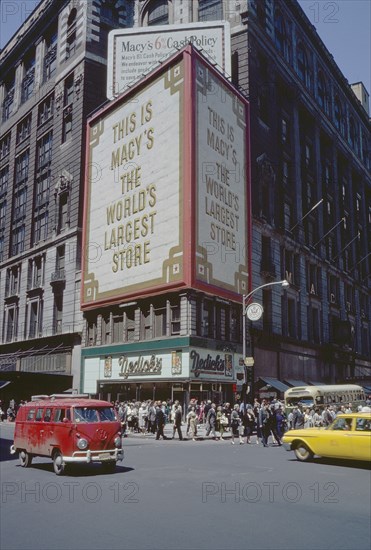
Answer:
[242, 279, 289, 403]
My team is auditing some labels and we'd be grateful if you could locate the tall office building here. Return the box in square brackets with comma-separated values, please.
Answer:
[1, 0, 370, 404]
[0, 0, 134, 398]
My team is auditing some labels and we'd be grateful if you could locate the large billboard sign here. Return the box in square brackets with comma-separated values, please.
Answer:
[107, 22, 231, 99]
[82, 46, 250, 310]
[83, 59, 185, 307]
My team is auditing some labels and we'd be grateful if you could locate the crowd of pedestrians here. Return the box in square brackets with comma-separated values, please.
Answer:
[113, 397, 290, 446]
[112, 396, 370, 446]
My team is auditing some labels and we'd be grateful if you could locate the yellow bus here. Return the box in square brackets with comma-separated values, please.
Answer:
[284, 384, 366, 412]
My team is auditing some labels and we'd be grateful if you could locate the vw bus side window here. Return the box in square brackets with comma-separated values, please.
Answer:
[35, 408, 44, 421]
[53, 408, 71, 422]
[27, 409, 36, 421]
[44, 408, 52, 422]
[98, 407, 116, 422]
[74, 408, 99, 423]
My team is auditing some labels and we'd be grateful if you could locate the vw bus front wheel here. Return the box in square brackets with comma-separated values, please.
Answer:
[52, 450, 65, 475]
[19, 450, 32, 468]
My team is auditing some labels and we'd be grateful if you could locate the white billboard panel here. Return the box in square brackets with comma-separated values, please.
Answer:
[195, 59, 249, 295]
[83, 61, 184, 306]
[107, 21, 231, 99]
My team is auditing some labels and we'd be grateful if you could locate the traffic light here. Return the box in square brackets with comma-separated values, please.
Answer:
[245, 365, 253, 384]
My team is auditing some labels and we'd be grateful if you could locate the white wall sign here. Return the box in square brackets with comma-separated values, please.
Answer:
[195, 59, 249, 295]
[107, 22, 231, 99]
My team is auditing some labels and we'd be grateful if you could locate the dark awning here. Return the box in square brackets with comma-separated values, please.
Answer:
[308, 381, 327, 386]
[0, 381, 11, 390]
[259, 377, 290, 393]
[285, 379, 308, 387]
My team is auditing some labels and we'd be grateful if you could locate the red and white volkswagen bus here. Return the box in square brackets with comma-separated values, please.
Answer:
[10, 395, 123, 475]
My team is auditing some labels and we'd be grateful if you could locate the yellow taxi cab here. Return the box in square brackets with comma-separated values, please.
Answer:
[282, 412, 371, 462]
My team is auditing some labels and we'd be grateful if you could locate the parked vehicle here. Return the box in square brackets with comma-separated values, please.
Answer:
[282, 412, 371, 462]
[10, 395, 123, 475]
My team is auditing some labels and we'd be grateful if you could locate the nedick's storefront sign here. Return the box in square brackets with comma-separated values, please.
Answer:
[190, 349, 233, 379]
[119, 354, 162, 379]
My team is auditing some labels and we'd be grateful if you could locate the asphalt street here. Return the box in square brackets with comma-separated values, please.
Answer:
[0, 422, 370, 550]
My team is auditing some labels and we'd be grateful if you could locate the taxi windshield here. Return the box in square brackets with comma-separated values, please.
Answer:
[73, 407, 116, 423]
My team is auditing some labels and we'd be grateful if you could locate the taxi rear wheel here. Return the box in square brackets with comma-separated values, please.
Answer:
[52, 450, 65, 475]
[294, 443, 314, 462]
[19, 450, 32, 468]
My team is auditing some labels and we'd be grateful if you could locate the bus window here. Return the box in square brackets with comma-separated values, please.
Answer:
[35, 409, 44, 421]
[54, 408, 70, 422]
[44, 408, 52, 422]
[27, 409, 35, 421]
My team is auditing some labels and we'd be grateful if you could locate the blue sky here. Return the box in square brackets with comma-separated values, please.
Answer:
[1, 0, 370, 92]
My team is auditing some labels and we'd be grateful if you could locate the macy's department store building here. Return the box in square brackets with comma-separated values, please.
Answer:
[80, 46, 250, 408]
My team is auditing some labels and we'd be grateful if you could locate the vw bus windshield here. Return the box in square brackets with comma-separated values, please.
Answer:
[73, 407, 116, 423]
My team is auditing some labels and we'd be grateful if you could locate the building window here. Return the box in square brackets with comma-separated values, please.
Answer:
[28, 255, 44, 290]
[230, 305, 241, 343]
[282, 249, 300, 287]
[58, 192, 69, 232]
[5, 305, 18, 342]
[201, 300, 214, 338]
[21, 54, 35, 103]
[35, 172, 50, 209]
[171, 303, 180, 335]
[147, 0, 169, 25]
[141, 308, 152, 339]
[27, 299, 43, 339]
[11, 225, 25, 256]
[349, 117, 358, 151]
[33, 211, 48, 244]
[274, 10, 290, 61]
[256, 0, 266, 27]
[262, 289, 272, 333]
[16, 114, 32, 144]
[2, 77, 15, 122]
[308, 263, 321, 296]
[66, 9, 77, 59]
[37, 132, 53, 169]
[102, 313, 111, 345]
[198, 0, 223, 21]
[100, 0, 120, 54]
[13, 186, 27, 221]
[0, 199, 6, 230]
[334, 95, 345, 135]
[112, 312, 123, 342]
[62, 75, 74, 143]
[154, 304, 166, 337]
[215, 304, 228, 340]
[287, 298, 296, 338]
[15, 149, 30, 185]
[52, 293, 63, 335]
[38, 94, 54, 126]
[5, 264, 21, 296]
[308, 306, 320, 343]
[317, 71, 329, 114]
[0, 165, 9, 195]
[124, 307, 135, 342]
[0, 133, 11, 159]
[328, 275, 339, 305]
[281, 117, 290, 145]
[297, 43, 311, 89]
[0, 236, 4, 262]
[43, 29, 57, 82]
